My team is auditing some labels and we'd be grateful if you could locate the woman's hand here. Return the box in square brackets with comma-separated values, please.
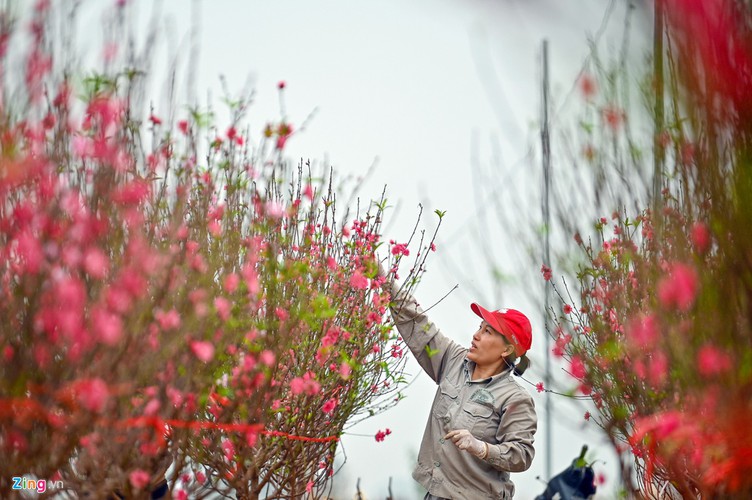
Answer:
[445, 429, 488, 459]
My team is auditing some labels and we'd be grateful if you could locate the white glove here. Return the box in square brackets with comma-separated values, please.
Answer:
[445, 429, 488, 459]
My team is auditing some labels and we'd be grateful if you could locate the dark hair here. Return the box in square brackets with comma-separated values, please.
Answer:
[513, 354, 530, 376]
[503, 352, 531, 376]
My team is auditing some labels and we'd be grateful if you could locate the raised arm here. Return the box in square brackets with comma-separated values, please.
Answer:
[387, 276, 465, 384]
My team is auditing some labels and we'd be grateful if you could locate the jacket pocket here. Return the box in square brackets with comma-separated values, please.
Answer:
[462, 402, 497, 441]
[432, 382, 459, 422]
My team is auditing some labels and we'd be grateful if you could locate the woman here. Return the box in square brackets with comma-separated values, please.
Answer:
[388, 278, 537, 500]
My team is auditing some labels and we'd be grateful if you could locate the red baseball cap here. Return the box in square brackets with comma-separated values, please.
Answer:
[471, 303, 532, 356]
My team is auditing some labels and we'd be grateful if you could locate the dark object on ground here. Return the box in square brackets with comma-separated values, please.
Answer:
[535, 445, 597, 500]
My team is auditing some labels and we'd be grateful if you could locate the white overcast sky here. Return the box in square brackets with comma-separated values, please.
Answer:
[64, 0, 651, 498]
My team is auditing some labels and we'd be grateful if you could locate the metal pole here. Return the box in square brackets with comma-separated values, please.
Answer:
[541, 39, 553, 481]
[653, 0, 665, 210]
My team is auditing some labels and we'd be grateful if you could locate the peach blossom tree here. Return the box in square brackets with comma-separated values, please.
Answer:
[0, 2, 438, 498]
[542, 0, 752, 497]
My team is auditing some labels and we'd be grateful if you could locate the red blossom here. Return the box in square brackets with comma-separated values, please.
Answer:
[657, 262, 699, 312]
[190, 341, 215, 363]
[349, 270, 368, 290]
[112, 180, 151, 206]
[322, 398, 338, 414]
[290, 375, 320, 396]
[265, 200, 285, 219]
[630, 411, 684, 445]
[339, 362, 352, 380]
[223, 273, 240, 293]
[391, 242, 409, 257]
[156, 309, 181, 331]
[129, 470, 150, 490]
[274, 307, 289, 321]
[541, 264, 552, 281]
[570, 356, 586, 379]
[390, 344, 404, 358]
[276, 123, 293, 150]
[375, 428, 392, 442]
[602, 105, 625, 132]
[92, 307, 123, 345]
[698, 344, 733, 376]
[83, 247, 109, 279]
[76, 378, 109, 413]
[578, 73, 597, 100]
[214, 297, 231, 321]
[691, 221, 711, 254]
[260, 350, 276, 367]
[222, 440, 235, 461]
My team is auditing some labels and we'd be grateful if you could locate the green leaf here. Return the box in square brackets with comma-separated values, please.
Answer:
[425, 345, 439, 358]
[376, 198, 388, 211]
[312, 294, 336, 319]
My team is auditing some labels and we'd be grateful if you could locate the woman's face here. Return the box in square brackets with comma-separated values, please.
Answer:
[467, 320, 514, 366]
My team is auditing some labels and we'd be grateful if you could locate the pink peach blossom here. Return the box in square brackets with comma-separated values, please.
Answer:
[541, 264, 552, 281]
[224, 273, 240, 293]
[222, 439, 235, 461]
[658, 262, 699, 312]
[143, 398, 161, 416]
[214, 297, 231, 321]
[190, 341, 215, 362]
[578, 73, 597, 100]
[265, 200, 285, 219]
[275, 307, 289, 321]
[77, 378, 109, 413]
[260, 350, 276, 367]
[570, 356, 586, 379]
[691, 222, 711, 254]
[349, 270, 368, 290]
[698, 345, 733, 376]
[83, 247, 109, 278]
[156, 309, 181, 330]
[627, 314, 658, 348]
[129, 470, 150, 490]
[322, 398, 338, 414]
[92, 307, 122, 345]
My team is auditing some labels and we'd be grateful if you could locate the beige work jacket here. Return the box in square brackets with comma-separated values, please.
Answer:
[391, 288, 537, 500]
